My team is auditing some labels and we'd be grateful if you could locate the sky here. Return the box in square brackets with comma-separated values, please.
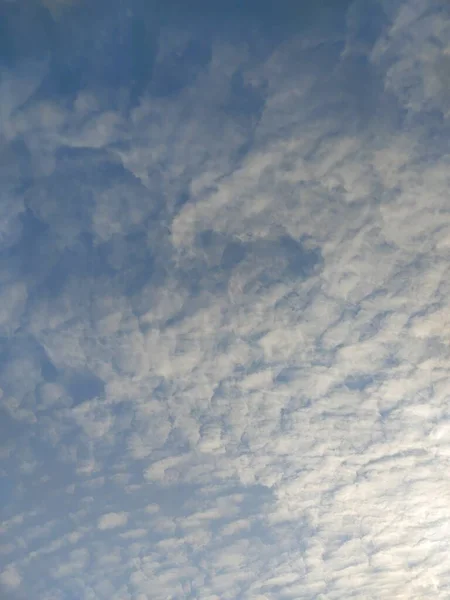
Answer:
[1, 0, 450, 598]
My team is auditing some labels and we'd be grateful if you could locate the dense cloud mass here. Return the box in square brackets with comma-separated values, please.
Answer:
[2, 0, 450, 598]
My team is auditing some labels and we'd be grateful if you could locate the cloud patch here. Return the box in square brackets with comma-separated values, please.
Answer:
[97, 512, 129, 530]
[0, 565, 21, 589]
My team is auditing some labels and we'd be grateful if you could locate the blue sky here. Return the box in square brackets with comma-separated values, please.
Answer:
[1, 0, 450, 598]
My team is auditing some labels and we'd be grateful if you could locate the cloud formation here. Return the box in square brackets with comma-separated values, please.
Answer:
[97, 512, 129, 531]
[2, 0, 450, 598]
[0, 565, 21, 589]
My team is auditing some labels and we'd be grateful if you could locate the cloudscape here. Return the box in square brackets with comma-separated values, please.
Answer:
[2, 0, 450, 598]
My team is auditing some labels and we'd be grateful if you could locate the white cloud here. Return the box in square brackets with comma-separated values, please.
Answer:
[97, 512, 129, 530]
[0, 564, 21, 589]
[221, 519, 251, 537]
[51, 548, 89, 579]
[119, 528, 148, 539]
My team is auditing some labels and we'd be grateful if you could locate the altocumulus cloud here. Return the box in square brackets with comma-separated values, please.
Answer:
[1, 0, 450, 599]
[97, 512, 129, 531]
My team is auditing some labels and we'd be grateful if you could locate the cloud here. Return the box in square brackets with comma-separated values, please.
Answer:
[2, 0, 450, 599]
[0, 565, 21, 589]
[97, 512, 129, 530]
[41, 0, 79, 19]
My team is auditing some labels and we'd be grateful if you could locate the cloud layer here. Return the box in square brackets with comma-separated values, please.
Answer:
[2, 0, 450, 598]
